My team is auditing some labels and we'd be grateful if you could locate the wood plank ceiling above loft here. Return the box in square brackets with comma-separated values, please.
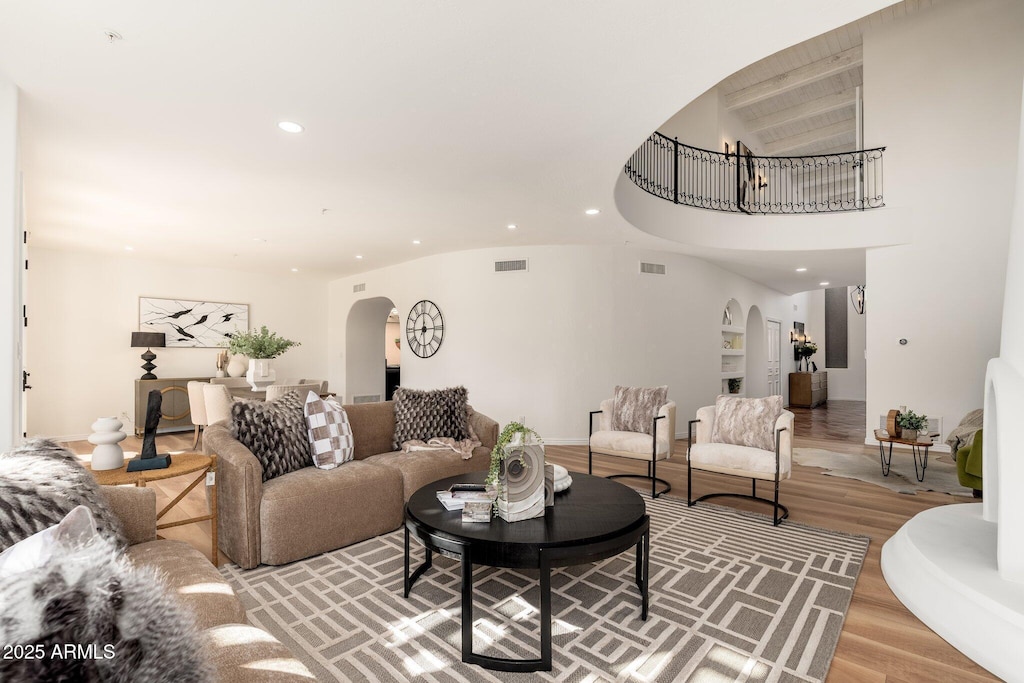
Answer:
[717, 0, 934, 156]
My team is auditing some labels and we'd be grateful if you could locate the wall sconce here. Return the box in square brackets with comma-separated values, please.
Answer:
[851, 285, 865, 315]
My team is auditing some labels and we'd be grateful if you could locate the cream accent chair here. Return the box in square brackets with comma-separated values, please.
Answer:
[204, 383, 237, 426]
[186, 381, 210, 449]
[265, 382, 323, 402]
[687, 403, 794, 526]
[588, 399, 676, 498]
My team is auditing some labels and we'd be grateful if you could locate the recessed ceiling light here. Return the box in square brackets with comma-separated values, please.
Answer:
[820, 281, 830, 286]
[412, 240, 421, 245]
[585, 208, 601, 215]
[277, 121, 304, 133]
[355, 255, 363, 260]
[507, 224, 517, 230]
[290, 268, 299, 272]
[795, 267, 807, 272]
[124, 246, 134, 251]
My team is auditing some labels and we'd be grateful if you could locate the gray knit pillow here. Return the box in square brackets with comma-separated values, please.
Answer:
[0, 439, 128, 553]
[392, 386, 471, 450]
[231, 391, 311, 481]
[612, 386, 668, 435]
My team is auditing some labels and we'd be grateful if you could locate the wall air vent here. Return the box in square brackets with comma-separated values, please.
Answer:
[639, 262, 666, 275]
[495, 259, 528, 273]
[353, 283, 366, 293]
[353, 394, 380, 404]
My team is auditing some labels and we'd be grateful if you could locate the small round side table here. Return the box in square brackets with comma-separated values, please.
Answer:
[87, 453, 218, 565]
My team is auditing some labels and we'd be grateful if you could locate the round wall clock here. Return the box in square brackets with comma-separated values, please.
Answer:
[406, 300, 444, 358]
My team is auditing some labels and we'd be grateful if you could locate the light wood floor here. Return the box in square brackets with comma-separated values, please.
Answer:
[65, 400, 996, 682]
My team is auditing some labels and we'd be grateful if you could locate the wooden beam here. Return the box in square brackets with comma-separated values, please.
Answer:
[724, 46, 863, 111]
[763, 121, 854, 155]
[746, 89, 857, 133]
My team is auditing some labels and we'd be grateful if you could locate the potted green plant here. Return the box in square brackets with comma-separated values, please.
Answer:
[796, 340, 818, 372]
[226, 325, 301, 390]
[727, 377, 743, 394]
[897, 409, 928, 441]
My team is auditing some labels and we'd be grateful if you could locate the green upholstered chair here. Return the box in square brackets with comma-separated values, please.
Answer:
[956, 428, 983, 497]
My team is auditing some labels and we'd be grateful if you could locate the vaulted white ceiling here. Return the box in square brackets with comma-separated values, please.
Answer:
[0, 1, 895, 287]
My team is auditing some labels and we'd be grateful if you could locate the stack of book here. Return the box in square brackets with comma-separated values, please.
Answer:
[437, 483, 496, 522]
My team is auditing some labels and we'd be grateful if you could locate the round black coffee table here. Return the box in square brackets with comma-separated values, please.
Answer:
[403, 471, 650, 672]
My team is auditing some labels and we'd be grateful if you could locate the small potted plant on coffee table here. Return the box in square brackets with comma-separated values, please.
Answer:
[897, 409, 928, 441]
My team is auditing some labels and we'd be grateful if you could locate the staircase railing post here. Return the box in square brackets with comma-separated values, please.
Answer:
[673, 137, 679, 204]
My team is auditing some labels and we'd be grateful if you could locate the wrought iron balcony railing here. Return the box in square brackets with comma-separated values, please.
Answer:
[624, 132, 885, 214]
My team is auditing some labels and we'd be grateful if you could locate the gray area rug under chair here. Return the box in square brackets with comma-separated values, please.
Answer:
[792, 447, 972, 497]
[220, 493, 869, 682]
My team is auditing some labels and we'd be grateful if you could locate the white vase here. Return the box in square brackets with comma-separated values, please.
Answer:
[496, 437, 546, 523]
[226, 355, 248, 377]
[89, 417, 127, 470]
[246, 358, 276, 391]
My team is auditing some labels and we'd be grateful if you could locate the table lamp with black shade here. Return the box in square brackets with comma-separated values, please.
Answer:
[131, 331, 166, 380]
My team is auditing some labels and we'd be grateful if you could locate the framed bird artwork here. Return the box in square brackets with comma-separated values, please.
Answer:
[138, 297, 249, 348]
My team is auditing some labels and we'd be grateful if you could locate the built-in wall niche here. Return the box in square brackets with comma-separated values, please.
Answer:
[721, 299, 745, 396]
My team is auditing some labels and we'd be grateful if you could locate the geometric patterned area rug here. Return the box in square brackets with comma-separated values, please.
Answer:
[793, 447, 973, 497]
[220, 493, 869, 682]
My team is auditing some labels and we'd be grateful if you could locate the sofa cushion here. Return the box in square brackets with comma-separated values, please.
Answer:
[689, 441, 791, 478]
[126, 539, 247, 630]
[0, 505, 97, 577]
[258, 461, 405, 566]
[303, 392, 354, 469]
[392, 386, 471, 450]
[711, 395, 784, 452]
[343, 400, 396, 460]
[203, 624, 316, 682]
[364, 445, 490, 500]
[231, 392, 310, 482]
[0, 438, 127, 552]
[589, 430, 670, 461]
[612, 385, 668, 435]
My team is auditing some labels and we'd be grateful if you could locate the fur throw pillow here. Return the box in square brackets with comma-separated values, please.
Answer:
[0, 438, 127, 553]
[711, 395, 784, 451]
[0, 532, 211, 682]
[392, 386, 471, 450]
[612, 386, 669, 435]
[231, 391, 311, 481]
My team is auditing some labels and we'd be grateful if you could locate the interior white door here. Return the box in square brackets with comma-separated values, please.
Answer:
[767, 319, 782, 396]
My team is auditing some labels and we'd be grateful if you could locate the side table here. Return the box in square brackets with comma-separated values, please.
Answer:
[87, 453, 218, 565]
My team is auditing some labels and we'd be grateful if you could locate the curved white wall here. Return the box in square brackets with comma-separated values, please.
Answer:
[328, 245, 802, 442]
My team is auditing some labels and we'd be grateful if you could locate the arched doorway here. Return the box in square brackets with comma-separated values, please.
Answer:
[345, 297, 398, 403]
[746, 305, 767, 398]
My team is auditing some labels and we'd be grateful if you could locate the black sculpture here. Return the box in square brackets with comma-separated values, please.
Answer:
[126, 390, 172, 471]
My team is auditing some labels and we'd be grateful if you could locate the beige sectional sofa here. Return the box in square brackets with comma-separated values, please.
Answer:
[100, 486, 314, 681]
[204, 400, 498, 569]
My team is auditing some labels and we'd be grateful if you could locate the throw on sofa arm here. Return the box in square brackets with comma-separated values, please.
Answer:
[204, 423, 264, 569]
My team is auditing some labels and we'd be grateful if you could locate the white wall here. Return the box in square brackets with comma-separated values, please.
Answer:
[329, 245, 801, 443]
[0, 79, 19, 450]
[864, 0, 1024, 443]
[661, 86, 763, 155]
[27, 247, 330, 438]
[802, 286, 867, 400]
[385, 319, 401, 366]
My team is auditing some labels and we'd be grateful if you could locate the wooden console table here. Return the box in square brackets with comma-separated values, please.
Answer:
[789, 371, 827, 408]
[134, 377, 211, 436]
[88, 453, 218, 565]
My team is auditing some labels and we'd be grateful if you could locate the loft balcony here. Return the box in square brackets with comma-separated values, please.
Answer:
[624, 132, 884, 215]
